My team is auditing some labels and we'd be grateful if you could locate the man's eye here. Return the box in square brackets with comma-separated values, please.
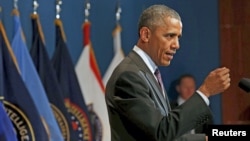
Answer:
[178, 35, 182, 40]
[165, 34, 181, 40]
[165, 34, 175, 38]
[169, 34, 175, 37]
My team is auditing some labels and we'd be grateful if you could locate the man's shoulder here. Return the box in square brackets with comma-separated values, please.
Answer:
[114, 52, 141, 73]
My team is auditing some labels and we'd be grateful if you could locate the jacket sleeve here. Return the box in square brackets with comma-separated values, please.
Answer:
[174, 133, 206, 141]
[110, 71, 212, 141]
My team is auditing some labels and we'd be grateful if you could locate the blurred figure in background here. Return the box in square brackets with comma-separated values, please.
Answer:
[170, 74, 196, 108]
[170, 74, 212, 134]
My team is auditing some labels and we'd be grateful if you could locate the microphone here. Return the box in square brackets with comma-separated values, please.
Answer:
[238, 78, 250, 93]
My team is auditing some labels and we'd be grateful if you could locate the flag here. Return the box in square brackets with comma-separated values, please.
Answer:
[102, 24, 124, 86]
[0, 20, 17, 141]
[51, 19, 94, 141]
[0, 20, 49, 141]
[11, 9, 63, 141]
[30, 13, 79, 141]
[75, 21, 110, 141]
[0, 101, 17, 141]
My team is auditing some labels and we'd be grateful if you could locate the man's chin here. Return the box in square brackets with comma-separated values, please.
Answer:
[161, 61, 171, 66]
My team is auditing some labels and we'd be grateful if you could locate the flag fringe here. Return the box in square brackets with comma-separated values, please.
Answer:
[112, 24, 122, 36]
[11, 8, 19, 16]
[0, 21, 20, 73]
[54, 19, 67, 42]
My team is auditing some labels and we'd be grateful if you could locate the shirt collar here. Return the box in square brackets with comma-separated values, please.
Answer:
[133, 45, 157, 74]
[177, 96, 186, 105]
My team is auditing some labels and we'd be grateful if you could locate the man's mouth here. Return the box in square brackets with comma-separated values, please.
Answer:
[164, 52, 175, 60]
[165, 52, 175, 56]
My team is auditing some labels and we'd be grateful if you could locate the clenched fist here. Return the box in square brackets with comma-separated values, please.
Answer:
[198, 67, 231, 97]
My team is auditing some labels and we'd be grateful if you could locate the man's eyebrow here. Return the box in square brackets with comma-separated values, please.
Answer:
[165, 33, 182, 37]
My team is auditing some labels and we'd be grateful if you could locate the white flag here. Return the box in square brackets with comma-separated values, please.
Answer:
[103, 24, 124, 86]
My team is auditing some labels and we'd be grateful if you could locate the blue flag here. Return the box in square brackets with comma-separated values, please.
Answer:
[0, 35, 17, 141]
[0, 20, 49, 141]
[11, 10, 63, 141]
[51, 19, 94, 141]
[0, 102, 17, 141]
[30, 13, 78, 141]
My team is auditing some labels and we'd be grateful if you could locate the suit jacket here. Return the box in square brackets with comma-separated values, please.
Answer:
[105, 51, 212, 141]
[170, 100, 213, 134]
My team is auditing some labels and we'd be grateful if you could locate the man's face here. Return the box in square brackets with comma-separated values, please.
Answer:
[147, 17, 182, 66]
[176, 77, 196, 100]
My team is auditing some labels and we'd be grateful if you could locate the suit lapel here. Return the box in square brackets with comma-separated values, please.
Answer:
[128, 51, 169, 113]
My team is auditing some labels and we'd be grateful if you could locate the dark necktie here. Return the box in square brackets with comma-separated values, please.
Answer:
[154, 68, 172, 113]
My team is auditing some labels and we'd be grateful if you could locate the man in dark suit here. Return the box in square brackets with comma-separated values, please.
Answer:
[170, 74, 213, 134]
[105, 4, 230, 141]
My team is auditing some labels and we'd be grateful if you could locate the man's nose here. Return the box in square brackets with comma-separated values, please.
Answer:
[172, 38, 180, 50]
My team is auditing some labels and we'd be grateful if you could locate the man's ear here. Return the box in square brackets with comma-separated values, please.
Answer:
[139, 27, 150, 42]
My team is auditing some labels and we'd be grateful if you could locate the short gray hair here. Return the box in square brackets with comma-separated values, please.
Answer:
[138, 4, 181, 36]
